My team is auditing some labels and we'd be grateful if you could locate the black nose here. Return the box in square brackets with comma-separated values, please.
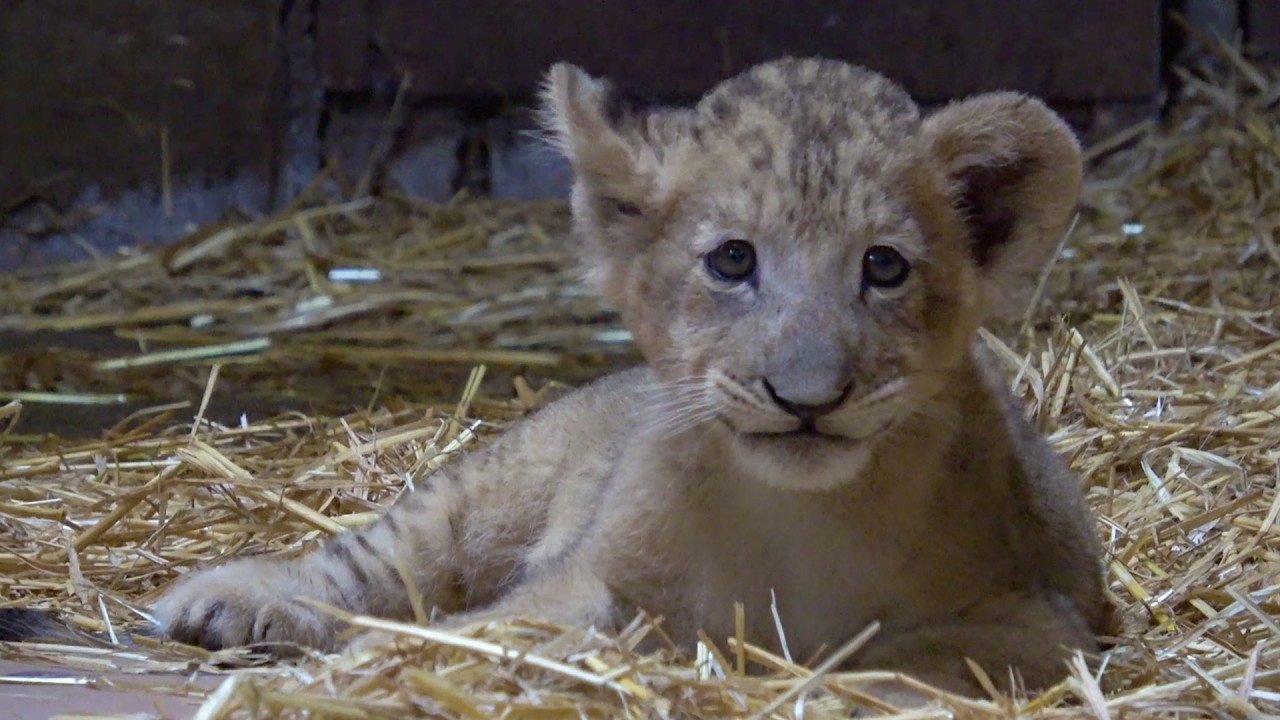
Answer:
[762, 379, 852, 420]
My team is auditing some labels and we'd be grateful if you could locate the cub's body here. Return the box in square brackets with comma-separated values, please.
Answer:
[463, 357, 1099, 680]
[155, 58, 1104, 701]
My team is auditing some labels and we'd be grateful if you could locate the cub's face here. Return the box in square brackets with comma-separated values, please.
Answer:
[543, 59, 1081, 489]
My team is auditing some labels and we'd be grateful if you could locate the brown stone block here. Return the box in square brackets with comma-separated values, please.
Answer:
[360, 0, 1159, 102]
[0, 0, 281, 206]
[1248, 0, 1280, 57]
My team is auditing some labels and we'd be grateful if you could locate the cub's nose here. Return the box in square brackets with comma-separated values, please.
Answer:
[762, 378, 852, 420]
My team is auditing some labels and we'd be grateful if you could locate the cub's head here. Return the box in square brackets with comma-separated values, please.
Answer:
[541, 58, 1080, 490]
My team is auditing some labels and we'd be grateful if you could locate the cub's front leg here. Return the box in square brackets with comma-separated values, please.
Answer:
[152, 371, 639, 652]
[154, 471, 484, 651]
[852, 591, 1098, 706]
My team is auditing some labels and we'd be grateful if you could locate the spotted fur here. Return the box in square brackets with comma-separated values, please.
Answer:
[154, 58, 1103, 703]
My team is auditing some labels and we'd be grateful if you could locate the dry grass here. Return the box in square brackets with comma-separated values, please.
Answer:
[1, 49, 1279, 718]
[0, 194, 634, 430]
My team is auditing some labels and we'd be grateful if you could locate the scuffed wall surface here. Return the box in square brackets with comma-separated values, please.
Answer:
[0, 0, 1209, 271]
[0, 0, 281, 269]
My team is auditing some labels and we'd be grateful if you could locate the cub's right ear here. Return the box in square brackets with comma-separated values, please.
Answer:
[539, 64, 687, 222]
[539, 64, 692, 300]
[541, 65, 636, 210]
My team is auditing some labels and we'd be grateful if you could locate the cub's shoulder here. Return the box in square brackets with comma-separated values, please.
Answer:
[515, 366, 653, 440]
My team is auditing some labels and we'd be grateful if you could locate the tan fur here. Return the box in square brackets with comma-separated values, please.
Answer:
[154, 58, 1104, 702]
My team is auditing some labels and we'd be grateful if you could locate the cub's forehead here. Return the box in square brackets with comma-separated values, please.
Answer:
[695, 59, 920, 152]
[681, 59, 923, 237]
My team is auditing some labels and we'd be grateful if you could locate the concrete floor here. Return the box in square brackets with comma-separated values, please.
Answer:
[0, 658, 217, 719]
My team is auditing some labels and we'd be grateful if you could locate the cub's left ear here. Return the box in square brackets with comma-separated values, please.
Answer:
[923, 93, 1081, 305]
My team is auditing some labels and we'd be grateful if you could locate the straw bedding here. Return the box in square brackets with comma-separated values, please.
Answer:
[1, 50, 1278, 718]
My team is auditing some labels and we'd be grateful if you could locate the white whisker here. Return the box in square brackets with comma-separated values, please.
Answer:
[640, 399, 715, 433]
[908, 399, 960, 432]
[656, 405, 722, 439]
[631, 380, 710, 397]
[637, 377, 722, 439]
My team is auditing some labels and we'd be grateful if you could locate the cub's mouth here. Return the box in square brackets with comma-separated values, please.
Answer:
[738, 425, 863, 449]
[785, 418, 825, 436]
[717, 415, 864, 445]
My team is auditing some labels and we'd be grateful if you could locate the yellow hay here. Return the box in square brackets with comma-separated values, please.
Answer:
[2, 49, 1279, 718]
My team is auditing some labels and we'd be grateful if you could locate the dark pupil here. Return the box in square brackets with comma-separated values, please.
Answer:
[864, 246, 910, 287]
[708, 240, 756, 281]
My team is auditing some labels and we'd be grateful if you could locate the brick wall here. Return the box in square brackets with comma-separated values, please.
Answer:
[1248, 0, 1280, 57]
[1, 0, 1174, 270]
[0, 0, 282, 269]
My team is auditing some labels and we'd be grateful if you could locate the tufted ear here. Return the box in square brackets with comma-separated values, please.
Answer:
[923, 93, 1082, 312]
[540, 64, 692, 215]
[541, 64, 643, 214]
[539, 64, 691, 299]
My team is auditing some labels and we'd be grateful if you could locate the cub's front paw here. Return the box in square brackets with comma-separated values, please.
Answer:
[152, 560, 339, 653]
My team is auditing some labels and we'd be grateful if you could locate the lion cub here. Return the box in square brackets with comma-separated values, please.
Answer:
[155, 58, 1105, 700]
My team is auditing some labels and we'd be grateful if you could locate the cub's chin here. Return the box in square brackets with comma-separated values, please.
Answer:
[730, 430, 876, 491]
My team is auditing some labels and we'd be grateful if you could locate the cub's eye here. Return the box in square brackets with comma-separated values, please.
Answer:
[862, 245, 911, 289]
[705, 239, 757, 282]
